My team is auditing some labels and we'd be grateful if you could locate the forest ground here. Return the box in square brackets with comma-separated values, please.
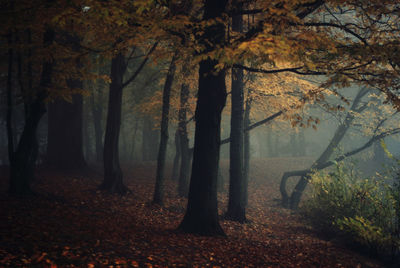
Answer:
[0, 158, 385, 267]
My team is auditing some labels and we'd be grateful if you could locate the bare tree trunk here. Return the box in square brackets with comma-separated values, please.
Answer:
[9, 28, 54, 195]
[47, 90, 86, 169]
[178, 0, 228, 236]
[178, 83, 190, 197]
[243, 87, 252, 205]
[101, 43, 157, 193]
[171, 130, 181, 181]
[6, 29, 14, 166]
[153, 52, 178, 205]
[100, 53, 127, 194]
[226, 9, 246, 222]
[90, 82, 104, 162]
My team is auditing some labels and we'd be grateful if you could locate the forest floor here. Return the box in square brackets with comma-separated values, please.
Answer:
[0, 158, 385, 267]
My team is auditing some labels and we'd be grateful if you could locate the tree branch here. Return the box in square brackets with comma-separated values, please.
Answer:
[121, 42, 158, 89]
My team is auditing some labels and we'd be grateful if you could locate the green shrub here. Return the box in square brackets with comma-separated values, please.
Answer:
[301, 161, 400, 258]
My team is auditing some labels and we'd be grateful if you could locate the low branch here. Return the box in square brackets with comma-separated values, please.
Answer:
[220, 110, 284, 145]
[122, 42, 158, 89]
[302, 22, 368, 45]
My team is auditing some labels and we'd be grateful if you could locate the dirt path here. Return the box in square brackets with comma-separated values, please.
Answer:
[0, 159, 383, 267]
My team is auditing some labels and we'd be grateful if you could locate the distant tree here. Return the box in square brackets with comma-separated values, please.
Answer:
[153, 51, 178, 205]
[226, 2, 247, 223]
[177, 83, 191, 197]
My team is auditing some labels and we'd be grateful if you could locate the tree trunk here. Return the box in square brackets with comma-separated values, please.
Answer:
[90, 83, 104, 162]
[226, 10, 246, 222]
[100, 53, 127, 194]
[178, 0, 228, 236]
[101, 43, 156, 193]
[243, 87, 252, 205]
[171, 130, 181, 181]
[178, 84, 190, 197]
[47, 92, 85, 169]
[9, 28, 54, 194]
[153, 52, 178, 205]
[83, 98, 91, 162]
[6, 30, 14, 166]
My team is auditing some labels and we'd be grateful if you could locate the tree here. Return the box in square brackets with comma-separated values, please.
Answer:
[153, 51, 178, 205]
[9, 27, 54, 194]
[226, 3, 247, 222]
[100, 43, 157, 194]
[177, 83, 191, 197]
[178, 0, 229, 236]
[46, 87, 85, 169]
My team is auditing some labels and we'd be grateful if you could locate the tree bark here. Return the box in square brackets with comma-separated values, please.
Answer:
[226, 8, 246, 222]
[83, 98, 91, 162]
[243, 87, 252, 205]
[100, 53, 127, 194]
[178, 83, 190, 197]
[46, 31, 86, 169]
[101, 43, 156, 193]
[9, 28, 54, 194]
[178, 0, 228, 236]
[6, 30, 14, 166]
[153, 52, 178, 205]
[90, 81, 104, 162]
[171, 130, 181, 181]
[46, 90, 86, 169]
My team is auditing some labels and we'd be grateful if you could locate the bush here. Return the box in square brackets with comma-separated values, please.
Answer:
[301, 161, 400, 258]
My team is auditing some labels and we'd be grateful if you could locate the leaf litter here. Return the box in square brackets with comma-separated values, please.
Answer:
[0, 158, 383, 267]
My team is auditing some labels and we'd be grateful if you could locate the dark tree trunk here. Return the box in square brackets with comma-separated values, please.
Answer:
[178, 0, 228, 236]
[9, 28, 54, 195]
[47, 92, 85, 169]
[101, 43, 156, 193]
[217, 166, 225, 192]
[226, 48, 245, 213]
[178, 83, 190, 197]
[100, 53, 127, 194]
[226, 10, 247, 222]
[171, 130, 181, 181]
[83, 99, 91, 162]
[243, 87, 252, 205]
[90, 83, 104, 162]
[153, 52, 178, 205]
[46, 31, 85, 169]
[6, 30, 14, 165]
